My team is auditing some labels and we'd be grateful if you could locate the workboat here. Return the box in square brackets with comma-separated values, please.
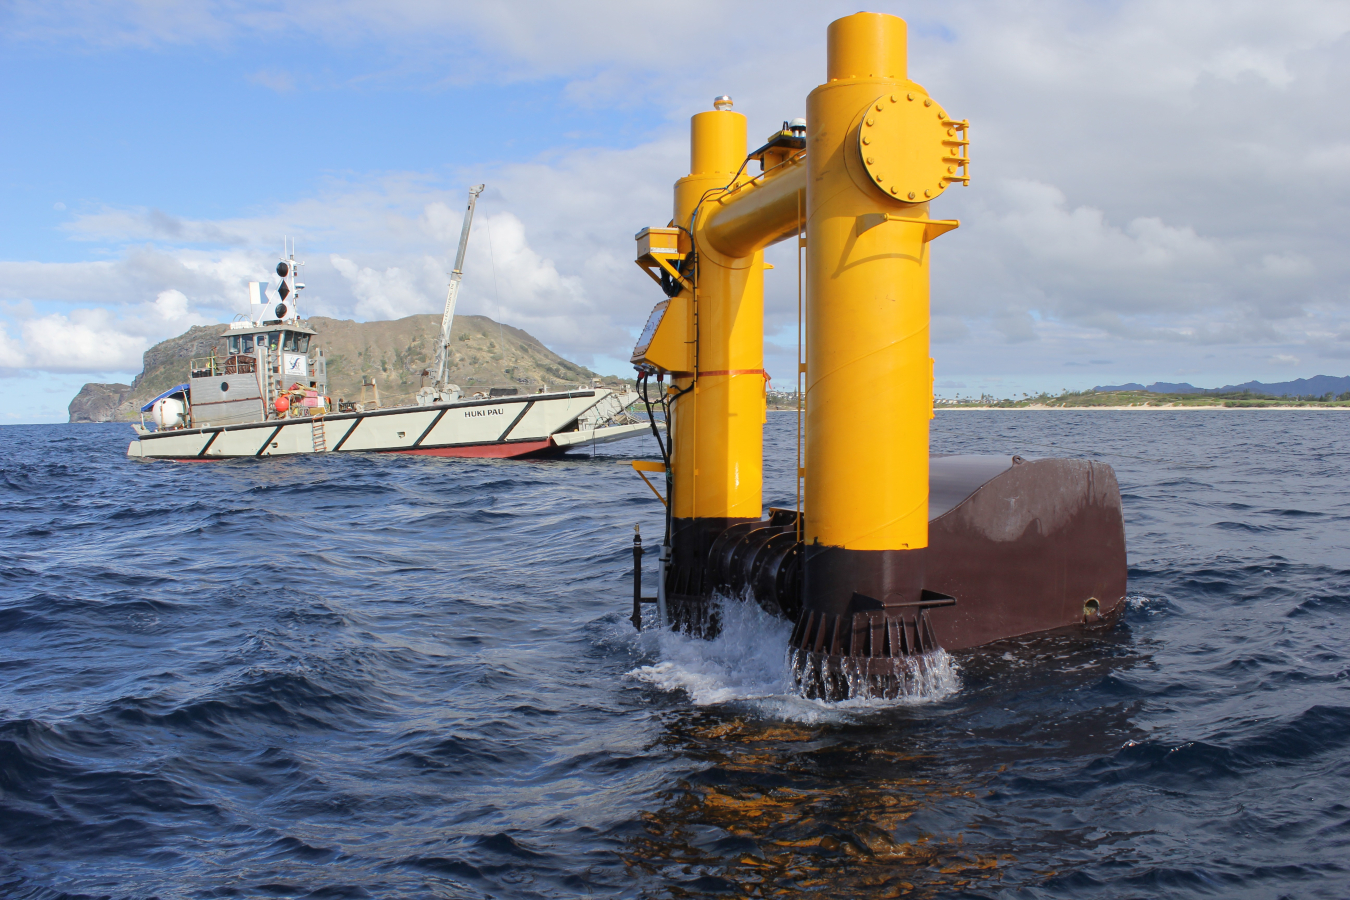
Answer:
[128, 187, 656, 461]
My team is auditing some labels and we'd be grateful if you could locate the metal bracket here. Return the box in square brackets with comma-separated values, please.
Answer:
[630, 460, 668, 507]
[857, 213, 960, 243]
[637, 252, 694, 295]
[940, 118, 970, 187]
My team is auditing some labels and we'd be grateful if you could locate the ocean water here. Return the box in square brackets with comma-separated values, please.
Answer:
[1, 411, 1347, 899]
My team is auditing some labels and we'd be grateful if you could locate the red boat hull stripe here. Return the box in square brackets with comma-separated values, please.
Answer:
[393, 439, 559, 459]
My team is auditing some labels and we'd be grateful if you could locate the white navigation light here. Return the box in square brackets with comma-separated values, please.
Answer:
[713, 95, 733, 111]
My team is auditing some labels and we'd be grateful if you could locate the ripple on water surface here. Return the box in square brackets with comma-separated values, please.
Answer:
[1, 413, 1349, 899]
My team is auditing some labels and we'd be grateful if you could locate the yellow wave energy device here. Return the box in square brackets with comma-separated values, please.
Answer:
[629, 12, 1125, 700]
[631, 11, 965, 622]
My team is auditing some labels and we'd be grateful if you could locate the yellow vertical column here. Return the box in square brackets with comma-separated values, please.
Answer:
[803, 12, 934, 613]
[668, 106, 764, 530]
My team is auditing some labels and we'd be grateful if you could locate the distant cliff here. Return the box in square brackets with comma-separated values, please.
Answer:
[69, 383, 136, 423]
[1094, 375, 1350, 398]
[68, 314, 609, 423]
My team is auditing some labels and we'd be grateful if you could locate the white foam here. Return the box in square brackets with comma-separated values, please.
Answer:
[1126, 593, 1167, 614]
[627, 597, 961, 719]
[629, 597, 795, 705]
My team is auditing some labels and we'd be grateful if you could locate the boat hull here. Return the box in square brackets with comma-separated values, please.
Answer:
[395, 440, 557, 459]
[127, 391, 654, 461]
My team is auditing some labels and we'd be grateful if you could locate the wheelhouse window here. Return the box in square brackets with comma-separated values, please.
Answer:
[283, 331, 298, 352]
[242, 335, 255, 354]
[297, 334, 310, 352]
[228, 336, 240, 354]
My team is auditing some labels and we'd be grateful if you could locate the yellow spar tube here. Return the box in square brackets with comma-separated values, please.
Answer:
[670, 108, 765, 527]
[803, 12, 966, 614]
[668, 110, 809, 531]
[631, 101, 809, 614]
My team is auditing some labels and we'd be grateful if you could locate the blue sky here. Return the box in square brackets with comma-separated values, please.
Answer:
[3, 0, 1349, 421]
[0, 38, 667, 256]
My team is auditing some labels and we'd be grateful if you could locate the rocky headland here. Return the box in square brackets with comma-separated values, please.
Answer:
[69, 314, 615, 422]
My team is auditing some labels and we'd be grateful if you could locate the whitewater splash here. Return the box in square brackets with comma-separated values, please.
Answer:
[628, 597, 961, 716]
[789, 645, 960, 703]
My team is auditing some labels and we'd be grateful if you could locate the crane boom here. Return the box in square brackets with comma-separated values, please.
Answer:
[428, 184, 485, 399]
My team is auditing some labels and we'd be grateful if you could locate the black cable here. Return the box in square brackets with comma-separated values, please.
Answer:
[684, 146, 799, 237]
[638, 372, 670, 466]
[636, 371, 680, 561]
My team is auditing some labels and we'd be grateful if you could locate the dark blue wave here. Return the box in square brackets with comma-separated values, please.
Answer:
[1, 415, 1348, 899]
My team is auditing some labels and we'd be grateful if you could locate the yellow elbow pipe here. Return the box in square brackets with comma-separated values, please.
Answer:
[703, 161, 806, 259]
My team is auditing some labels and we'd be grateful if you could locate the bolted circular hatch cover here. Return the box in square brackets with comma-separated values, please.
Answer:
[857, 92, 966, 202]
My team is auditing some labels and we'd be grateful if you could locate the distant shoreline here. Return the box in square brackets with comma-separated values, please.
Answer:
[939, 404, 1350, 411]
[767, 405, 1350, 412]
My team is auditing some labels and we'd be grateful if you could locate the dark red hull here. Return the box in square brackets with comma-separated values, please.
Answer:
[924, 458, 1127, 650]
[659, 456, 1129, 698]
[394, 439, 560, 459]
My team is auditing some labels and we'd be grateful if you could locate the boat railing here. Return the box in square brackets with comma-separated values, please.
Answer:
[191, 355, 258, 377]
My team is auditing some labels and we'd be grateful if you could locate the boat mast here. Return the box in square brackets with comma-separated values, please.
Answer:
[432, 184, 486, 394]
[276, 237, 304, 323]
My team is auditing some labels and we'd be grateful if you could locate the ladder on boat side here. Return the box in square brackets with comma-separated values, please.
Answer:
[311, 413, 327, 452]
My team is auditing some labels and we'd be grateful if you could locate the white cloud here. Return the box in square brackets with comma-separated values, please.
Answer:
[4, 0, 1350, 400]
[329, 254, 443, 321]
[986, 179, 1224, 275]
[247, 68, 296, 92]
[152, 289, 189, 320]
[0, 287, 208, 374]
[1, 309, 143, 372]
[1259, 253, 1314, 279]
[993, 310, 1040, 344]
[2, 0, 824, 82]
